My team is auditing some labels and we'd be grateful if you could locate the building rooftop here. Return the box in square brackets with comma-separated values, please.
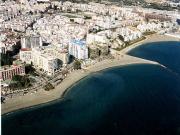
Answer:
[0, 63, 23, 71]
[71, 39, 86, 47]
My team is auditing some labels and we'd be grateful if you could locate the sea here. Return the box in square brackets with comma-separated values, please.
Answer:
[2, 41, 180, 135]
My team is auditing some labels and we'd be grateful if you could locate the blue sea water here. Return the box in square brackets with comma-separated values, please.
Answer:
[2, 41, 180, 135]
[128, 41, 180, 75]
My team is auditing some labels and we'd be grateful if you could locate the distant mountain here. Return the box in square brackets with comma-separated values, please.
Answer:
[63, 0, 147, 6]
[145, 0, 180, 4]
[145, 0, 166, 3]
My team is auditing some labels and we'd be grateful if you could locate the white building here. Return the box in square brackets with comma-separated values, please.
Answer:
[31, 48, 59, 76]
[21, 35, 42, 48]
[86, 33, 108, 44]
[19, 45, 69, 75]
[117, 27, 142, 42]
[19, 48, 32, 64]
[0, 42, 6, 54]
[137, 22, 162, 33]
[69, 39, 88, 60]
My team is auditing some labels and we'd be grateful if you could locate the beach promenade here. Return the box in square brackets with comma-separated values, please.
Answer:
[1, 34, 179, 115]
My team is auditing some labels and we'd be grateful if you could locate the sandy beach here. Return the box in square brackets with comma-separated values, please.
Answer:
[1, 34, 179, 115]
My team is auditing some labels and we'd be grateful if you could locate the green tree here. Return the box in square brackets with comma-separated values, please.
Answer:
[1, 53, 13, 66]
[73, 60, 81, 70]
[11, 75, 31, 88]
[25, 64, 35, 74]
[12, 75, 22, 82]
[118, 35, 124, 42]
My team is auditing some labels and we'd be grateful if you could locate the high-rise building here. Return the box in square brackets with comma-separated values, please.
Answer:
[69, 39, 88, 60]
[21, 35, 42, 49]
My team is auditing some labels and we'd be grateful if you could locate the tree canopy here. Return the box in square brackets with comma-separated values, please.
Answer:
[1, 53, 13, 66]
[73, 60, 81, 70]
[11, 75, 32, 88]
[25, 64, 35, 74]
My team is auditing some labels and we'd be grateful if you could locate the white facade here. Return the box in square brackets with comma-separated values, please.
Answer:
[69, 39, 88, 60]
[117, 27, 142, 42]
[21, 35, 42, 48]
[19, 46, 69, 75]
[0, 42, 6, 54]
[137, 22, 162, 32]
[86, 33, 108, 44]
[19, 49, 32, 64]
[31, 48, 59, 76]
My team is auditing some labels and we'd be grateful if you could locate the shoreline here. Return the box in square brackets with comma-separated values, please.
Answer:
[121, 34, 180, 54]
[2, 55, 158, 115]
[1, 34, 179, 115]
